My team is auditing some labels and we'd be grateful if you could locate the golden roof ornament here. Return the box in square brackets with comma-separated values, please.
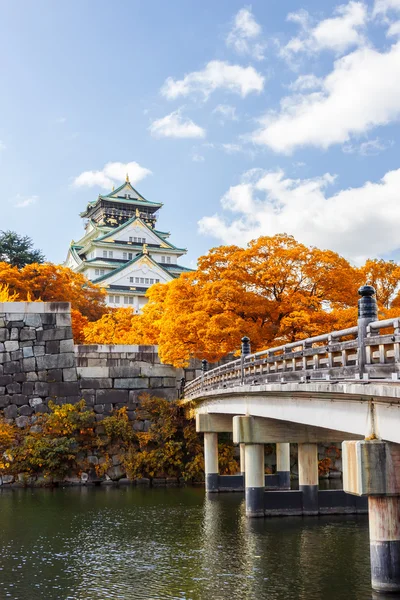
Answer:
[126, 172, 130, 183]
[112, 184, 115, 191]
[142, 243, 148, 255]
[136, 208, 140, 218]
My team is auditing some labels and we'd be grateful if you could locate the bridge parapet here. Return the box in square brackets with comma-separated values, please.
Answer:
[184, 287, 400, 400]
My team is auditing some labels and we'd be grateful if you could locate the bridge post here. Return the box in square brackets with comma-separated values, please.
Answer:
[358, 285, 377, 378]
[276, 443, 291, 489]
[343, 440, 400, 593]
[241, 336, 251, 384]
[240, 443, 246, 475]
[204, 432, 219, 493]
[245, 443, 265, 517]
[298, 443, 319, 515]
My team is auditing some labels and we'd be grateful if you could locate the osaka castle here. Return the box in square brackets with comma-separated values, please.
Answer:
[65, 175, 191, 312]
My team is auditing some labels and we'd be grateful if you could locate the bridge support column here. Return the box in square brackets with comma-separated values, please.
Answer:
[298, 443, 319, 515]
[343, 440, 400, 594]
[245, 444, 265, 517]
[204, 432, 219, 493]
[276, 443, 290, 489]
[240, 443, 246, 475]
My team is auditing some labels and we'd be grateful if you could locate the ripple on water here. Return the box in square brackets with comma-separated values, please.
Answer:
[0, 487, 373, 600]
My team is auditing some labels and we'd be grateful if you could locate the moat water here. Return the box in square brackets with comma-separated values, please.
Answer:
[0, 486, 381, 600]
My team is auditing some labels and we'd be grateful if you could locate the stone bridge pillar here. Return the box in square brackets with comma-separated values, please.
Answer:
[343, 440, 400, 593]
[276, 442, 290, 489]
[196, 413, 233, 493]
[298, 443, 319, 515]
[244, 443, 265, 517]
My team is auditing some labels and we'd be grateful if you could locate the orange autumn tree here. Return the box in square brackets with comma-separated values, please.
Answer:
[118, 234, 363, 367]
[0, 263, 107, 340]
[78, 234, 400, 364]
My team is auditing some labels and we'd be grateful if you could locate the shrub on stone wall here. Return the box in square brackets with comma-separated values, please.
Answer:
[0, 395, 238, 485]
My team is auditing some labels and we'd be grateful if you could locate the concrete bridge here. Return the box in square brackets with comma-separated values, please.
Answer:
[183, 286, 400, 594]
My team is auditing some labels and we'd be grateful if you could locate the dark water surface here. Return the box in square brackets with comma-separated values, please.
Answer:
[0, 486, 379, 600]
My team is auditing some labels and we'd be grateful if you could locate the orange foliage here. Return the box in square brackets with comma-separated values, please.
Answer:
[71, 309, 89, 345]
[0, 262, 107, 321]
[79, 234, 400, 367]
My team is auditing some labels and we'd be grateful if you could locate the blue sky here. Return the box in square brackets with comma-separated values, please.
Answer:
[1, 0, 400, 267]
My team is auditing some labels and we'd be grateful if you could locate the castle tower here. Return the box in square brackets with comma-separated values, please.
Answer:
[65, 176, 190, 312]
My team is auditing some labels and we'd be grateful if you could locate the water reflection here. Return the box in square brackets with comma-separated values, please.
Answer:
[0, 487, 374, 600]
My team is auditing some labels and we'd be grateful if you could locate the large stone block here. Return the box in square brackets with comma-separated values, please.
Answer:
[77, 366, 109, 379]
[0, 352, 10, 364]
[95, 389, 129, 405]
[63, 368, 77, 382]
[48, 381, 80, 397]
[10, 350, 23, 361]
[4, 404, 17, 419]
[80, 377, 113, 389]
[15, 416, 30, 428]
[4, 361, 20, 374]
[34, 382, 49, 396]
[22, 357, 36, 372]
[20, 328, 36, 342]
[24, 314, 42, 328]
[108, 366, 140, 378]
[0, 396, 10, 407]
[10, 328, 19, 341]
[114, 377, 149, 389]
[10, 394, 28, 406]
[4, 341, 19, 352]
[45, 340, 60, 354]
[22, 347, 34, 358]
[0, 329, 9, 342]
[60, 339, 74, 353]
[6, 382, 21, 394]
[36, 353, 75, 370]
[37, 328, 71, 342]
[0, 375, 12, 386]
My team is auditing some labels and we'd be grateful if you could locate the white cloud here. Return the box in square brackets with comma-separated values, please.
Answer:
[226, 7, 266, 60]
[161, 60, 265, 101]
[281, 2, 367, 60]
[74, 161, 152, 190]
[373, 0, 400, 16]
[387, 20, 400, 36]
[342, 137, 392, 155]
[289, 74, 323, 91]
[198, 167, 400, 263]
[221, 143, 243, 154]
[212, 104, 238, 122]
[192, 153, 205, 162]
[149, 110, 205, 139]
[251, 41, 400, 153]
[13, 194, 38, 208]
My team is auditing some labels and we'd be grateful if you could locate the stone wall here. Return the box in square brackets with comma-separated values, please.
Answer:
[0, 302, 342, 482]
[0, 302, 199, 425]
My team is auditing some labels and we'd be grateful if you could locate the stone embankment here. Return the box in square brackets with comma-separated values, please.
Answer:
[0, 302, 342, 486]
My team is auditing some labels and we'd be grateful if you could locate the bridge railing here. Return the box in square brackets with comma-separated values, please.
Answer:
[184, 286, 400, 399]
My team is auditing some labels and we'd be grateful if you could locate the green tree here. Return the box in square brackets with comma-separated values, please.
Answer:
[0, 230, 45, 268]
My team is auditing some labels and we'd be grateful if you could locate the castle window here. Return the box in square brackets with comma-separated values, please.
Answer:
[95, 269, 99, 276]
[145, 278, 149, 285]
[129, 237, 133, 243]
[128, 253, 133, 259]
[140, 278, 144, 284]
[114, 296, 120, 304]
[109, 295, 114, 303]
[150, 279, 154, 284]
[155, 279, 160, 283]
[100, 269, 105, 275]
[128, 297, 134, 304]
[161, 256, 165, 263]
[123, 252, 127, 260]
[124, 297, 129, 304]
[166, 256, 171, 264]
[108, 251, 113, 258]
[129, 277, 134, 283]
[103, 251, 107, 258]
